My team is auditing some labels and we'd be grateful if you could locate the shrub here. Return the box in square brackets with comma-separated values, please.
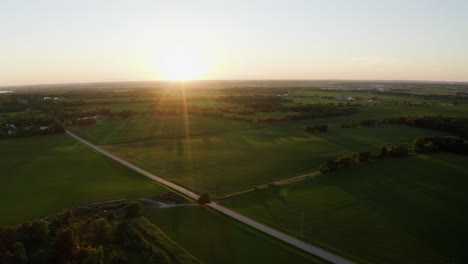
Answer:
[124, 201, 144, 218]
[197, 193, 211, 205]
[387, 145, 408, 157]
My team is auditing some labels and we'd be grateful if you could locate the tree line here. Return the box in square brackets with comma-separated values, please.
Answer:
[0, 115, 64, 138]
[319, 145, 408, 174]
[413, 136, 468, 155]
[305, 124, 328, 133]
[340, 116, 468, 139]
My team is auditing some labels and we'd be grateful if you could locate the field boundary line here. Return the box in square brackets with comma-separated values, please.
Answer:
[216, 171, 321, 201]
[66, 130, 354, 264]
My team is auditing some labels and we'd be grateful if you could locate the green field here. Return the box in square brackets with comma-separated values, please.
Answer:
[71, 116, 261, 145]
[0, 134, 168, 225]
[145, 206, 326, 264]
[220, 153, 468, 264]
[97, 117, 445, 196]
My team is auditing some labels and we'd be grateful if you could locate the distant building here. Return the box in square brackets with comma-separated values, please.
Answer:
[43, 96, 51, 100]
[39, 126, 49, 131]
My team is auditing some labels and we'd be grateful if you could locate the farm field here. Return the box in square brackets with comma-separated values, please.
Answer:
[220, 153, 468, 264]
[98, 117, 446, 197]
[0, 134, 168, 225]
[70, 115, 261, 145]
[145, 206, 326, 264]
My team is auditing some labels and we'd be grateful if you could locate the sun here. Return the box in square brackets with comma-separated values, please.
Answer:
[148, 44, 209, 81]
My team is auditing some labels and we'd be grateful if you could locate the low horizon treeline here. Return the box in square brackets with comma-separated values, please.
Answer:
[341, 116, 468, 139]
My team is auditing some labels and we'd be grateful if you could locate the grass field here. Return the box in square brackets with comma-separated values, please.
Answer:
[145, 206, 327, 264]
[0, 134, 168, 225]
[220, 153, 468, 264]
[99, 118, 445, 197]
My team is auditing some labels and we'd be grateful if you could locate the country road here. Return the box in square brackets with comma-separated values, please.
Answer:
[66, 130, 354, 264]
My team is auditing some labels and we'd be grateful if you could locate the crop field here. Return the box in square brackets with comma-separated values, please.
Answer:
[97, 117, 445, 196]
[220, 153, 468, 264]
[0, 134, 168, 225]
[145, 206, 326, 264]
[70, 115, 261, 145]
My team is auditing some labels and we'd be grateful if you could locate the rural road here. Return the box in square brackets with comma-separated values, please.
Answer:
[66, 130, 354, 264]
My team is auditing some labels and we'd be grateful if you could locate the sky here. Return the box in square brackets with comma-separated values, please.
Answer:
[1, 0, 468, 86]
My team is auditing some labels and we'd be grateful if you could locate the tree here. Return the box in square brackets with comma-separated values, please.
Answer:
[319, 160, 337, 173]
[358, 152, 372, 162]
[379, 146, 388, 158]
[124, 201, 143, 218]
[55, 227, 76, 261]
[92, 218, 108, 244]
[197, 193, 211, 205]
[6, 242, 28, 264]
[387, 145, 408, 157]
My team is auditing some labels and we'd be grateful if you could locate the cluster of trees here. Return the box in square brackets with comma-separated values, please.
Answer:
[341, 119, 381, 128]
[0, 202, 174, 264]
[340, 116, 468, 139]
[413, 136, 468, 155]
[383, 116, 468, 139]
[319, 145, 408, 174]
[0, 115, 64, 138]
[305, 124, 328, 133]
[258, 106, 358, 122]
[59, 108, 110, 120]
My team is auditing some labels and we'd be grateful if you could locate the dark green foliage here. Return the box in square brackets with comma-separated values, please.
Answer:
[54, 227, 76, 261]
[320, 145, 408, 174]
[383, 116, 468, 139]
[319, 160, 338, 174]
[197, 193, 211, 205]
[413, 136, 468, 155]
[91, 218, 108, 244]
[81, 246, 104, 264]
[305, 124, 328, 133]
[341, 119, 380, 128]
[124, 201, 144, 218]
[1, 242, 28, 264]
[106, 212, 116, 222]
[379, 146, 388, 158]
[358, 152, 372, 162]
[0, 115, 64, 138]
[386, 145, 408, 157]
[0, 207, 192, 264]
[336, 156, 353, 168]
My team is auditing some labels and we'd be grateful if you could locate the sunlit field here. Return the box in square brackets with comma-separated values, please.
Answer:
[1, 81, 467, 264]
[221, 153, 468, 264]
[0, 134, 168, 225]
[98, 120, 446, 197]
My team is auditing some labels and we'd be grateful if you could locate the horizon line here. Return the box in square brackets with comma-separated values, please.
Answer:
[2, 78, 468, 88]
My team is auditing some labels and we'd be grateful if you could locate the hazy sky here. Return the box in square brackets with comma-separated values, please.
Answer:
[1, 0, 468, 85]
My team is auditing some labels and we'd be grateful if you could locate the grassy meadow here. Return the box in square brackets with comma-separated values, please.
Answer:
[145, 206, 326, 264]
[0, 134, 168, 225]
[220, 153, 468, 264]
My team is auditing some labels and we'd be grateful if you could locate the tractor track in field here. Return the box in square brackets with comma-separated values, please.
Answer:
[66, 130, 354, 264]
